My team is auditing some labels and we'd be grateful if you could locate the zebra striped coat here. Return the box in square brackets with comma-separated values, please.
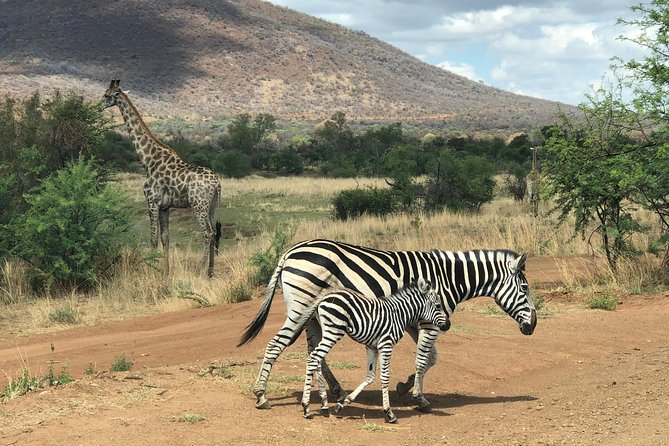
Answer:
[295, 280, 450, 423]
[239, 239, 537, 411]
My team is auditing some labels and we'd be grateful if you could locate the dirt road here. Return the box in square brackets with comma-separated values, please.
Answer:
[0, 258, 668, 445]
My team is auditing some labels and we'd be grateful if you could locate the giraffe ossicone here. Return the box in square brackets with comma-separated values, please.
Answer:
[101, 79, 221, 277]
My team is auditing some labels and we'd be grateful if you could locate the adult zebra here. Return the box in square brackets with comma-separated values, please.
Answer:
[238, 239, 537, 411]
[296, 279, 450, 423]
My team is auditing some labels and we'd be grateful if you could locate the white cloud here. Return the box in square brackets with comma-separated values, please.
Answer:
[437, 61, 480, 81]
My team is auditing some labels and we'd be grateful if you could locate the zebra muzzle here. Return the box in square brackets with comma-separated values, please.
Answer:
[520, 309, 537, 335]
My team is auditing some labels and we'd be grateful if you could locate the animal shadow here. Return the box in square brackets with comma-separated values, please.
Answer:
[269, 389, 537, 422]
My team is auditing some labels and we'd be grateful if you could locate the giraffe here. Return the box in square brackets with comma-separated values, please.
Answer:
[100, 79, 221, 277]
[527, 146, 540, 217]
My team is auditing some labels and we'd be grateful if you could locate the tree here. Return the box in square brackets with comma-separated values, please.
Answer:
[424, 150, 496, 213]
[226, 112, 277, 169]
[542, 95, 644, 270]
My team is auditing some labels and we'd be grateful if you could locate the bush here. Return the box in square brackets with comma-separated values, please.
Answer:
[213, 149, 252, 178]
[270, 147, 304, 175]
[249, 230, 292, 286]
[332, 186, 396, 220]
[110, 354, 133, 372]
[10, 157, 132, 292]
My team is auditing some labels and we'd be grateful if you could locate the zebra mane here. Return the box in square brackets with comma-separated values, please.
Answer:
[377, 281, 421, 302]
[430, 248, 523, 268]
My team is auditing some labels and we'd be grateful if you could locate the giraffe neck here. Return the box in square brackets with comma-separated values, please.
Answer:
[116, 93, 180, 170]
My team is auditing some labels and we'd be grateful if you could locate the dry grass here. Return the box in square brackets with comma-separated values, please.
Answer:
[1, 175, 666, 339]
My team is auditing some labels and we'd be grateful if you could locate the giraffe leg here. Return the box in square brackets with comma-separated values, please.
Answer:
[146, 201, 160, 250]
[193, 202, 215, 278]
[159, 207, 170, 275]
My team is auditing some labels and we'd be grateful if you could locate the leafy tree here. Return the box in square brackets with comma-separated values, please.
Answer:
[424, 150, 496, 213]
[542, 88, 647, 271]
[227, 112, 277, 168]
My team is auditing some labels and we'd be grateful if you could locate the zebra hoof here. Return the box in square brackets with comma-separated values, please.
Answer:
[384, 410, 398, 424]
[321, 407, 330, 417]
[333, 403, 345, 414]
[415, 403, 432, 413]
[334, 389, 348, 403]
[304, 411, 317, 420]
[255, 396, 271, 410]
[396, 381, 412, 397]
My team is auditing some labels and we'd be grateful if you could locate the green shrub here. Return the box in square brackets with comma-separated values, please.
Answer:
[249, 230, 292, 286]
[10, 157, 131, 291]
[331, 187, 396, 220]
[227, 282, 253, 303]
[50, 306, 78, 325]
[585, 293, 618, 311]
[110, 354, 133, 372]
[2, 367, 39, 401]
[213, 149, 252, 178]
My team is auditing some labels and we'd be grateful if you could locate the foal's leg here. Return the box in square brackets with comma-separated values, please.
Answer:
[334, 347, 378, 413]
[378, 345, 398, 424]
[307, 319, 347, 402]
[302, 330, 344, 419]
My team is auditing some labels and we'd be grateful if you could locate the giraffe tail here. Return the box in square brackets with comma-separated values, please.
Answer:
[237, 256, 285, 347]
[214, 221, 222, 254]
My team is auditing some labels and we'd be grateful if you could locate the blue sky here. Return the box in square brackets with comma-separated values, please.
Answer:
[265, 0, 646, 105]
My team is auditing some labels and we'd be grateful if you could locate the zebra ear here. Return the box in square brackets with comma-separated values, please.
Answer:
[416, 278, 429, 293]
[510, 253, 528, 274]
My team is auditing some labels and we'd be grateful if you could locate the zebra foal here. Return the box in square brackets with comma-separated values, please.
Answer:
[293, 279, 450, 423]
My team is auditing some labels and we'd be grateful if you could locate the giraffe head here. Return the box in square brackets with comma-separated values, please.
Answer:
[100, 79, 124, 111]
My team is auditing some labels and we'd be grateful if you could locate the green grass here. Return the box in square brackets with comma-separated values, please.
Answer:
[329, 360, 360, 370]
[360, 421, 396, 433]
[110, 354, 134, 372]
[50, 306, 78, 325]
[172, 412, 206, 424]
[585, 293, 618, 311]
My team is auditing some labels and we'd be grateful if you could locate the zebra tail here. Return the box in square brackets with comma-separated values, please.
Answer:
[237, 260, 284, 347]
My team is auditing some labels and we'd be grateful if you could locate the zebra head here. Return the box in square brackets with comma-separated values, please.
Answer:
[416, 279, 451, 332]
[493, 252, 537, 336]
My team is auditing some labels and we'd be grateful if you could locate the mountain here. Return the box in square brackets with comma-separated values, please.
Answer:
[0, 0, 574, 131]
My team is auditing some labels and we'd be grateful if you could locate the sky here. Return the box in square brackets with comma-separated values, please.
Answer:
[265, 0, 647, 105]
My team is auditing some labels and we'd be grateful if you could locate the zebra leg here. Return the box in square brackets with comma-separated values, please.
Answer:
[307, 319, 347, 403]
[378, 345, 398, 424]
[302, 352, 322, 419]
[396, 325, 419, 396]
[316, 362, 330, 417]
[334, 347, 377, 414]
[411, 327, 440, 413]
[304, 329, 344, 418]
[252, 322, 300, 409]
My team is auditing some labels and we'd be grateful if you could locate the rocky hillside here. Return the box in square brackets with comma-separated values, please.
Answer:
[0, 0, 573, 130]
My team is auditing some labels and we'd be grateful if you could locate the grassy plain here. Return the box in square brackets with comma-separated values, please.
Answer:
[0, 173, 665, 339]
